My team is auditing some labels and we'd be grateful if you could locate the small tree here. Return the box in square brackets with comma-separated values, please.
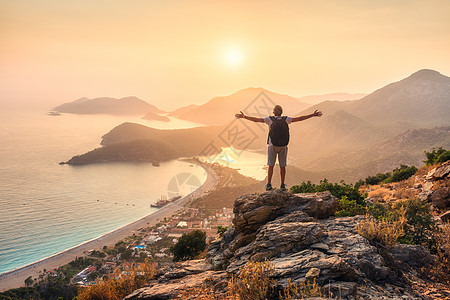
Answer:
[170, 230, 206, 262]
[24, 276, 33, 286]
[217, 225, 228, 237]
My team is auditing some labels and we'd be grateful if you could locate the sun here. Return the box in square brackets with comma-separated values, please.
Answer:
[224, 47, 243, 68]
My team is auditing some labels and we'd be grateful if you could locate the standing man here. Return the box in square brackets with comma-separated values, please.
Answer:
[235, 105, 322, 191]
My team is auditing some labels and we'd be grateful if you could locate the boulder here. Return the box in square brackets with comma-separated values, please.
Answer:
[389, 244, 433, 271]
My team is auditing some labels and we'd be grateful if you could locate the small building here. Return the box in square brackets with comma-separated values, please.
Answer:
[177, 221, 188, 227]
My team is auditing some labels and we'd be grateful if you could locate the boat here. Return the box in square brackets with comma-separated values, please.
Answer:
[48, 111, 61, 116]
[150, 195, 182, 208]
[152, 162, 160, 167]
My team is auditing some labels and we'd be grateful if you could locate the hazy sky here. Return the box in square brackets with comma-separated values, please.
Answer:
[1, 0, 449, 110]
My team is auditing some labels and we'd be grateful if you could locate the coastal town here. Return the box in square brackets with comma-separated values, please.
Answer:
[71, 205, 234, 287]
[0, 160, 260, 294]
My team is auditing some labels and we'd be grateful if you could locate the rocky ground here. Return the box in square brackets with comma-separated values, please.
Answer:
[125, 162, 450, 300]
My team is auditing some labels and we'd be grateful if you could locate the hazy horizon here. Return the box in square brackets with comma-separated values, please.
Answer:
[1, 0, 450, 111]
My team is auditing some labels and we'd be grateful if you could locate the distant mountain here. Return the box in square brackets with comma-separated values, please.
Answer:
[141, 112, 170, 122]
[65, 69, 450, 182]
[175, 88, 311, 125]
[298, 69, 450, 127]
[65, 122, 226, 165]
[297, 92, 367, 105]
[54, 96, 164, 116]
[168, 104, 200, 118]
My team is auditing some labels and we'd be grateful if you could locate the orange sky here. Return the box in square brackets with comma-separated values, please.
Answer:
[1, 0, 449, 110]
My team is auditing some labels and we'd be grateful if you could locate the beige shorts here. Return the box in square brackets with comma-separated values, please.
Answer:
[267, 145, 288, 167]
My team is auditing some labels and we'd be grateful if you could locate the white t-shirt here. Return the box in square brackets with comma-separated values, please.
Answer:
[264, 116, 292, 146]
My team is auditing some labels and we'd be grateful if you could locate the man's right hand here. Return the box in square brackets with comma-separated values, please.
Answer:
[313, 110, 323, 117]
[235, 111, 245, 119]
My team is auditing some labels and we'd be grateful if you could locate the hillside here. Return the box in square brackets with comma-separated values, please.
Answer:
[64, 123, 225, 165]
[168, 104, 200, 118]
[297, 92, 367, 105]
[175, 87, 310, 125]
[54, 96, 164, 116]
[141, 111, 170, 122]
[298, 69, 450, 127]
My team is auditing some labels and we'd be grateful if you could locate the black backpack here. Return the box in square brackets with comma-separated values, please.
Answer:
[268, 116, 290, 146]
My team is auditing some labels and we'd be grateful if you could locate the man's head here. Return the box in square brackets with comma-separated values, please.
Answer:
[273, 105, 283, 116]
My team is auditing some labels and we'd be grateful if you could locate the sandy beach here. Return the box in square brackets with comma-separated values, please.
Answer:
[0, 161, 217, 292]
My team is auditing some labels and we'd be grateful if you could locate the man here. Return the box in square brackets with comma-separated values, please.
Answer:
[235, 105, 322, 191]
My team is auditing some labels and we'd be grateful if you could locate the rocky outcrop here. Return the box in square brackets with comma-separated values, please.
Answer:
[127, 190, 443, 299]
[417, 161, 450, 209]
[125, 260, 228, 300]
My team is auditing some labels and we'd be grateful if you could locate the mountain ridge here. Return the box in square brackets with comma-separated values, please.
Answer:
[54, 96, 165, 116]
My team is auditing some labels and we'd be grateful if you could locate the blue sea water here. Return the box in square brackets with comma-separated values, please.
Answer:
[0, 107, 207, 274]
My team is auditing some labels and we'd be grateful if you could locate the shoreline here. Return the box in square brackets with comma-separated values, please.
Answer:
[0, 159, 217, 292]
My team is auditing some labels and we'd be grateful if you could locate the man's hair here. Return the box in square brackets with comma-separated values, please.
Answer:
[273, 105, 283, 116]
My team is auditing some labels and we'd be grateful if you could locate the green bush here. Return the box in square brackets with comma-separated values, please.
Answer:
[363, 165, 417, 186]
[335, 196, 366, 217]
[369, 198, 436, 248]
[170, 230, 206, 262]
[290, 179, 365, 205]
[424, 147, 450, 165]
[217, 225, 228, 237]
[383, 165, 418, 183]
[364, 172, 390, 185]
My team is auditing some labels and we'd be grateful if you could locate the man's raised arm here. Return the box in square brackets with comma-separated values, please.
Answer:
[291, 110, 323, 122]
[235, 111, 265, 123]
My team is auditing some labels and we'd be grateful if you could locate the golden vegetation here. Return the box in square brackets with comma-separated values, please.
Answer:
[423, 222, 450, 285]
[280, 278, 328, 299]
[357, 208, 407, 246]
[368, 187, 393, 201]
[77, 259, 155, 300]
[228, 259, 275, 300]
[183, 259, 334, 300]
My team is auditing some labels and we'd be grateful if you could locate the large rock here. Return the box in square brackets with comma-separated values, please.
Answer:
[127, 190, 434, 299]
[208, 190, 338, 270]
[207, 191, 398, 297]
[124, 260, 228, 300]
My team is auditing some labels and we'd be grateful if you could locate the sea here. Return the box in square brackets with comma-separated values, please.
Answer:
[0, 106, 267, 275]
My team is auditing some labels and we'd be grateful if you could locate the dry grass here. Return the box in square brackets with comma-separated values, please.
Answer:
[77, 259, 155, 300]
[183, 259, 336, 300]
[228, 259, 275, 300]
[423, 222, 450, 285]
[357, 208, 407, 246]
[279, 278, 331, 299]
[393, 187, 417, 201]
[368, 187, 393, 201]
[415, 164, 438, 177]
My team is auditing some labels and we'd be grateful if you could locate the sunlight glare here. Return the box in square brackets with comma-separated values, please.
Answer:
[224, 47, 243, 68]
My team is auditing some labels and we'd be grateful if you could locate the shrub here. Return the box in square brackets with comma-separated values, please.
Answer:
[424, 222, 450, 284]
[364, 173, 390, 185]
[357, 210, 407, 246]
[279, 278, 327, 299]
[383, 165, 418, 184]
[424, 147, 450, 166]
[391, 198, 436, 246]
[217, 226, 228, 237]
[291, 179, 365, 205]
[335, 196, 366, 217]
[170, 230, 206, 262]
[228, 259, 275, 300]
[366, 198, 437, 247]
[77, 259, 155, 300]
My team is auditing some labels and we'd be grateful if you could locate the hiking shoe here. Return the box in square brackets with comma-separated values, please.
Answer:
[265, 183, 273, 191]
[280, 184, 287, 191]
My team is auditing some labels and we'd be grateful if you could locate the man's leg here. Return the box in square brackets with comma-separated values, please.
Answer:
[268, 166, 274, 184]
[278, 146, 288, 188]
[280, 166, 286, 184]
[266, 146, 276, 190]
